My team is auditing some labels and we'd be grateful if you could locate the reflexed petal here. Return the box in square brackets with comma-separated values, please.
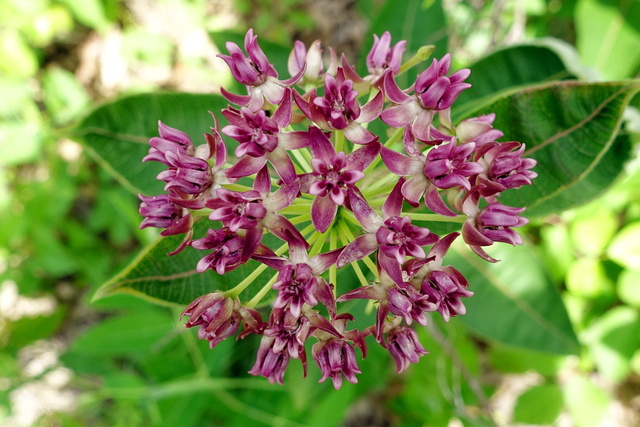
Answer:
[308, 126, 336, 161]
[380, 147, 423, 176]
[227, 155, 267, 179]
[347, 188, 383, 233]
[342, 122, 377, 145]
[383, 70, 411, 103]
[346, 141, 381, 172]
[358, 90, 384, 123]
[265, 179, 301, 211]
[272, 88, 293, 128]
[311, 194, 338, 233]
[424, 186, 457, 217]
[382, 178, 405, 218]
[380, 101, 421, 128]
[336, 234, 379, 268]
[278, 130, 311, 150]
[220, 87, 252, 106]
[267, 147, 297, 184]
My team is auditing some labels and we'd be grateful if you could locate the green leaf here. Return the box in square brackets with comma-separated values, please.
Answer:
[69, 308, 176, 357]
[92, 219, 278, 306]
[513, 383, 564, 425]
[74, 93, 228, 196]
[461, 81, 640, 217]
[455, 41, 580, 116]
[575, 0, 640, 80]
[450, 242, 579, 354]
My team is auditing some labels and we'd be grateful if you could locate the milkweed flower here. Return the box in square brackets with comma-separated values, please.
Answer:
[138, 29, 537, 388]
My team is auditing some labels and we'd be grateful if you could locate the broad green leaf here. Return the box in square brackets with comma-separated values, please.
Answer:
[487, 343, 565, 376]
[74, 93, 228, 196]
[575, 0, 640, 80]
[461, 81, 640, 217]
[69, 308, 176, 357]
[450, 242, 579, 354]
[93, 219, 278, 306]
[513, 383, 564, 425]
[455, 41, 580, 117]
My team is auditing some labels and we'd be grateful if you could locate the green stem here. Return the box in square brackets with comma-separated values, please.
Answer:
[334, 129, 345, 154]
[246, 273, 278, 308]
[398, 45, 435, 76]
[226, 263, 270, 298]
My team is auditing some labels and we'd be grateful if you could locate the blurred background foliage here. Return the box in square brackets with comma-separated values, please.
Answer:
[1, 0, 639, 426]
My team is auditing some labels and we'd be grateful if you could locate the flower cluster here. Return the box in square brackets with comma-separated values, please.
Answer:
[139, 29, 537, 388]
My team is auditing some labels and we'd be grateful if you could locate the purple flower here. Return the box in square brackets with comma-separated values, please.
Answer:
[337, 272, 436, 341]
[376, 215, 438, 265]
[365, 31, 406, 84]
[425, 139, 484, 190]
[190, 227, 250, 274]
[208, 166, 307, 248]
[288, 40, 337, 89]
[462, 192, 529, 261]
[272, 264, 318, 318]
[249, 335, 291, 385]
[255, 235, 341, 319]
[264, 309, 312, 360]
[405, 233, 473, 321]
[338, 182, 437, 285]
[385, 324, 428, 373]
[304, 126, 381, 232]
[313, 339, 361, 389]
[387, 283, 437, 326]
[310, 314, 365, 389]
[294, 68, 383, 144]
[381, 54, 471, 142]
[138, 193, 194, 254]
[181, 292, 241, 348]
[156, 151, 213, 195]
[218, 29, 305, 111]
[143, 121, 195, 164]
[380, 131, 456, 217]
[208, 189, 266, 232]
[475, 141, 537, 196]
[138, 193, 184, 231]
[456, 113, 504, 146]
[222, 93, 310, 184]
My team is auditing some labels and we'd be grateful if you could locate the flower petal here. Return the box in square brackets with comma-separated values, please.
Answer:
[336, 234, 379, 268]
[342, 122, 377, 145]
[346, 141, 382, 172]
[380, 147, 423, 176]
[311, 194, 338, 233]
[358, 90, 384, 123]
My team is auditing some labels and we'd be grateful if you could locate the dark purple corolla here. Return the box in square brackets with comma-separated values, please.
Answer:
[303, 126, 381, 232]
[294, 68, 383, 144]
[462, 191, 529, 261]
[381, 54, 471, 142]
[218, 29, 305, 111]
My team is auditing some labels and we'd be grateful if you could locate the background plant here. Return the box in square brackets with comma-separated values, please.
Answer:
[1, 0, 639, 426]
